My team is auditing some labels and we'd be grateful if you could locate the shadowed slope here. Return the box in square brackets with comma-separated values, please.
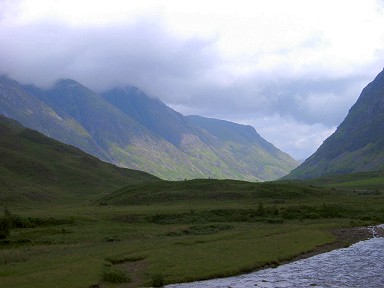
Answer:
[0, 115, 158, 203]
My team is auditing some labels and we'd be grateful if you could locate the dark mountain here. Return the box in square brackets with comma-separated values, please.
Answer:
[0, 76, 298, 180]
[0, 115, 158, 203]
[0, 76, 108, 160]
[35, 80, 153, 149]
[102, 86, 198, 146]
[287, 68, 384, 179]
[26, 79, 199, 179]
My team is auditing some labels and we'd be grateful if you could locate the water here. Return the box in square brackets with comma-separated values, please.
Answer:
[167, 226, 384, 288]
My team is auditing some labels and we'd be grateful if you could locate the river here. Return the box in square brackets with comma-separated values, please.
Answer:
[166, 225, 384, 288]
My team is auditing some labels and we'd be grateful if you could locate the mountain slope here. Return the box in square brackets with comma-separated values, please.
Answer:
[0, 76, 108, 161]
[102, 87, 298, 180]
[287, 68, 384, 179]
[0, 76, 298, 180]
[31, 79, 208, 179]
[186, 115, 278, 151]
[187, 115, 299, 180]
[102, 86, 199, 146]
[0, 115, 158, 203]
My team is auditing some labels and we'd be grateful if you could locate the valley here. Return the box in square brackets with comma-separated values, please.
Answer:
[1, 175, 384, 287]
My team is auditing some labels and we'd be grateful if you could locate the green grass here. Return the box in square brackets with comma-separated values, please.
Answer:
[102, 267, 131, 283]
[302, 170, 384, 187]
[1, 174, 384, 287]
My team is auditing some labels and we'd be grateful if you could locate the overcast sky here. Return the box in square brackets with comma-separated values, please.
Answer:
[1, 0, 384, 160]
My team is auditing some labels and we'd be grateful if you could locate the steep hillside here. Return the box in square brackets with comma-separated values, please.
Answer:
[287, 68, 384, 179]
[0, 76, 298, 180]
[187, 116, 298, 180]
[0, 76, 108, 160]
[36, 80, 153, 149]
[102, 86, 198, 146]
[0, 115, 158, 203]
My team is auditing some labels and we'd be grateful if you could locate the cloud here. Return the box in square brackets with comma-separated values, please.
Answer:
[0, 17, 218, 91]
[1, 0, 384, 160]
[234, 114, 337, 161]
[167, 73, 370, 125]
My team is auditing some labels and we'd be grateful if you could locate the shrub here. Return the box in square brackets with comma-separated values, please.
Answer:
[151, 273, 164, 287]
[183, 224, 232, 235]
[102, 267, 130, 283]
[0, 217, 11, 239]
[266, 218, 284, 224]
[256, 202, 265, 216]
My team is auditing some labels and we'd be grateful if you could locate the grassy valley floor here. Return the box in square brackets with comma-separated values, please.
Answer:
[1, 177, 384, 287]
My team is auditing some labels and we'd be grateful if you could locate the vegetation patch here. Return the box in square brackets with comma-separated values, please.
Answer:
[147, 206, 277, 225]
[167, 224, 232, 236]
[151, 273, 165, 287]
[102, 266, 131, 283]
[101, 179, 328, 205]
[146, 203, 379, 226]
[105, 255, 145, 265]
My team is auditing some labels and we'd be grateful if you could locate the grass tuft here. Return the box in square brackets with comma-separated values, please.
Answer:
[102, 267, 131, 283]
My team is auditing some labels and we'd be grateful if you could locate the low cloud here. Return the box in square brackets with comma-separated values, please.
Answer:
[0, 18, 218, 92]
[233, 114, 337, 161]
[1, 1, 384, 160]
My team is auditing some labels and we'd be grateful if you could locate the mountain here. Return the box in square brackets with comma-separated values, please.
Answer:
[102, 86, 198, 146]
[0, 76, 298, 180]
[0, 115, 158, 203]
[186, 115, 298, 180]
[29, 79, 205, 179]
[0, 76, 108, 161]
[102, 87, 298, 180]
[287, 68, 384, 179]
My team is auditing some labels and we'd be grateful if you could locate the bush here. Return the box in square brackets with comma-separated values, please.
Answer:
[0, 217, 11, 239]
[266, 218, 284, 224]
[183, 224, 232, 235]
[151, 273, 164, 287]
[102, 267, 130, 283]
[0, 207, 77, 242]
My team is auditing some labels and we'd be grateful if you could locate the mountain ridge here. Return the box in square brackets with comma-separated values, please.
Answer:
[0, 75, 298, 180]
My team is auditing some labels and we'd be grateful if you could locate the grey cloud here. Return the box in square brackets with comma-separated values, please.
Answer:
[165, 74, 368, 128]
[0, 16, 378, 131]
[258, 76, 366, 126]
[0, 17, 218, 92]
[1, 12, 383, 161]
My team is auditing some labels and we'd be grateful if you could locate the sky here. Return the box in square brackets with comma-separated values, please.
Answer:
[1, 0, 384, 160]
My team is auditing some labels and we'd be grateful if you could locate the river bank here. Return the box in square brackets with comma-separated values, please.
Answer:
[166, 224, 384, 288]
[288, 224, 384, 263]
